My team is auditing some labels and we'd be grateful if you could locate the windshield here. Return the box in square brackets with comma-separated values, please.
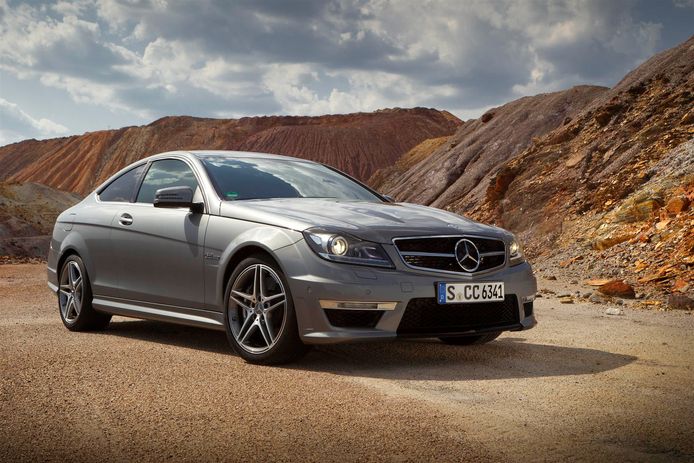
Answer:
[201, 157, 384, 202]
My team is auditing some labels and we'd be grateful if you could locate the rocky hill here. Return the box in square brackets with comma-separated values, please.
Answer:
[369, 85, 607, 206]
[0, 182, 81, 259]
[0, 108, 460, 195]
[373, 35, 694, 302]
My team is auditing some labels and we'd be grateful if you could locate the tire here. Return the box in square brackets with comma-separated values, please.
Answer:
[58, 255, 111, 331]
[224, 255, 309, 365]
[439, 332, 501, 345]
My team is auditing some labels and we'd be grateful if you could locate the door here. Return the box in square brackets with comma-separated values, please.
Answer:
[111, 159, 208, 309]
[87, 163, 147, 296]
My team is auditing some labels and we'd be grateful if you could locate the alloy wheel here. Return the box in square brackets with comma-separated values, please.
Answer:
[228, 264, 287, 354]
[59, 261, 83, 323]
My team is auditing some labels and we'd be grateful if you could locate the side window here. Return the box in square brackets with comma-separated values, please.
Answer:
[98, 164, 146, 202]
[136, 159, 199, 204]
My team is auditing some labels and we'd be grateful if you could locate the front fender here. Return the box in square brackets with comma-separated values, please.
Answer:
[205, 217, 303, 310]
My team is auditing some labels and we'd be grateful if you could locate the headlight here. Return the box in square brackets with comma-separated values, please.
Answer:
[509, 237, 525, 265]
[303, 228, 394, 268]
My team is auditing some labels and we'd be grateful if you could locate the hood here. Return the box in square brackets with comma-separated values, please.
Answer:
[218, 198, 510, 243]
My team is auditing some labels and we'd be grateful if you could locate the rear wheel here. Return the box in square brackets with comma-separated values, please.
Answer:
[58, 255, 111, 331]
[224, 255, 309, 365]
[439, 332, 501, 345]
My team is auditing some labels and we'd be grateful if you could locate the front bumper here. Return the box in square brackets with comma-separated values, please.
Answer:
[275, 240, 537, 345]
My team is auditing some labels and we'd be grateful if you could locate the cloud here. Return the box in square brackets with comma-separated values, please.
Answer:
[0, 4, 134, 82]
[0, 98, 68, 145]
[90, 0, 672, 108]
[0, 0, 690, 143]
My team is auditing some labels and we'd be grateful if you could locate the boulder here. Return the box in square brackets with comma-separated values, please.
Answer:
[598, 280, 636, 298]
[665, 195, 690, 215]
[667, 294, 694, 310]
[593, 233, 633, 251]
[613, 197, 663, 223]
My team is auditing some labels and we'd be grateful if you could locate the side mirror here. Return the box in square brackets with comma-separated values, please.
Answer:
[382, 194, 395, 203]
[154, 186, 202, 212]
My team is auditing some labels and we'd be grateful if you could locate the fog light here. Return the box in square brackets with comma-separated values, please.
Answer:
[319, 300, 397, 310]
[509, 240, 520, 256]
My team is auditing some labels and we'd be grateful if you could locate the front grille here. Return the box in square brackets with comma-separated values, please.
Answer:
[324, 309, 384, 328]
[401, 255, 461, 272]
[393, 236, 506, 274]
[397, 295, 519, 335]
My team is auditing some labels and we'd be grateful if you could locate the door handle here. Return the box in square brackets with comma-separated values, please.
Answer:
[119, 213, 133, 226]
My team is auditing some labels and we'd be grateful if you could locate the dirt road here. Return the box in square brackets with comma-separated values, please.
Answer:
[1, 264, 693, 462]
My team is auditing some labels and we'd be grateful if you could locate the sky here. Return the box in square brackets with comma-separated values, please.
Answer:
[0, 0, 692, 146]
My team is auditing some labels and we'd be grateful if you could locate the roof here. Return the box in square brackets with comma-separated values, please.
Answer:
[185, 150, 307, 162]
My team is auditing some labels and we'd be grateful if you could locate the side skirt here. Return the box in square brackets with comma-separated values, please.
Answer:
[92, 296, 225, 331]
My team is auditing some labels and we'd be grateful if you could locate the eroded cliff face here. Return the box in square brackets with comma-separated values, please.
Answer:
[0, 108, 461, 195]
[369, 85, 607, 210]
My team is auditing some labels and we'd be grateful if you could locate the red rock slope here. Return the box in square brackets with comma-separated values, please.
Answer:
[0, 108, 460, 195]
[369, 86, 607, 209]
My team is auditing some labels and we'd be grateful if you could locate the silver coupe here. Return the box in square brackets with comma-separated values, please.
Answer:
[48, 151, 537, 364]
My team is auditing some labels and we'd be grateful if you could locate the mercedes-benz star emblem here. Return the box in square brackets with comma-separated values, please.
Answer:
[455, 239, 481, 272]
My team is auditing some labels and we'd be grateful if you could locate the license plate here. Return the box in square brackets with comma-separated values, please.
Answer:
[437, 282, 505, 304]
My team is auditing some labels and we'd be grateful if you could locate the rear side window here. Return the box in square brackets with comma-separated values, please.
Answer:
[98, 164, 146, 202]
[136, 159, 199, 204]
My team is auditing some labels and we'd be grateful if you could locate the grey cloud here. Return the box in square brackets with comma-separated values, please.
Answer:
[97, 0, 665, 107]
[101, 0, 398, 68]
[0, 0, 692, 141]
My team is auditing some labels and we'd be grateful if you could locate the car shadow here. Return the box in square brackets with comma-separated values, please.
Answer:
[104, 319, 231, 355]
[103, 319, 637, 381]
[297, 338, 637, 381]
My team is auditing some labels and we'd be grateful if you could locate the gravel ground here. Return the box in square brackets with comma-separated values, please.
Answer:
[1, 264, 693, 462]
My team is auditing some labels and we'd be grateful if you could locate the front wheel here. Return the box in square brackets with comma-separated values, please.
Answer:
[439, 332, 501, 345]
[224, 255, 309, 365]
